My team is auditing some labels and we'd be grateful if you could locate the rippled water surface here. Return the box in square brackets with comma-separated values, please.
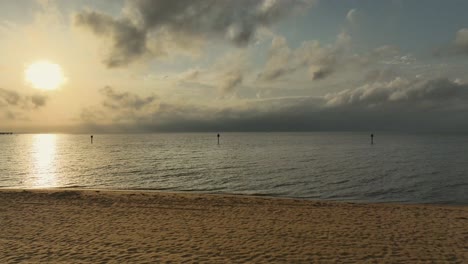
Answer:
[1, 133, 467, 204]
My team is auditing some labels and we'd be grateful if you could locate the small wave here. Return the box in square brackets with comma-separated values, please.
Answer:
[272, 181, 303, 189]
[362, 187, 402, 198]
[400, 173, 424, 180]
[216, 165, 238, 170]
[299, 158, 317, 163]
[323, 179, 350, 186]
[125, 187, 180, 191]
[180, 187, 227, 192]
[125, 169, 143, 174]
[358, 176, 381, 185]
[234, 192, 287, 198]
[154, 167, 182, 173]
[169, 171, 199, 177]
[63, 185, 88, 189]
[443, 182, 468, 189]
[275, 167, 299, 173]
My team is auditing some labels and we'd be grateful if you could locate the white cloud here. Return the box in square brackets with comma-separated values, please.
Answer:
[346, 9, 358, 25]
[454, 28, 468, 54]
[324, 77, 468, 111]
[258, 32, 402, 83]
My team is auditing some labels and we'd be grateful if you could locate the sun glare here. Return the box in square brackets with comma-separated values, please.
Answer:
[30, 134, 58, 187]
[25, 61, 66, 90]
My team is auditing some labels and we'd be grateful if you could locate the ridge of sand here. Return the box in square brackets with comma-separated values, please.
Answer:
[1, 189, 467, 263]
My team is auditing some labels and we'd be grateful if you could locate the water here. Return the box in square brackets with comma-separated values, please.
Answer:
[0, 133, 467, 204]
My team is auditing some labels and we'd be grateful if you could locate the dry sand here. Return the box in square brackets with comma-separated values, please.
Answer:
[0, 189, 467, 263]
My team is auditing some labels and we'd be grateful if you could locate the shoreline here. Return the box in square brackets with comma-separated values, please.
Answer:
[1, 189, 467, 263]
[1, 187, 466, 207]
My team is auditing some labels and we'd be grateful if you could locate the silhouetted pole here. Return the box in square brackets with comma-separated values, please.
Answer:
[370, 133, 374, 145]
[217, 133, 220, 145]
[91, 135, 93, 144]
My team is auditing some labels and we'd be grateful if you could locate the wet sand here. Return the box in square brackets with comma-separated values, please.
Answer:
[1, 189, 467, 263]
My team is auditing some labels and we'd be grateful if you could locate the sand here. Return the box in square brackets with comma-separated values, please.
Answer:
[0, 189, 467, 263]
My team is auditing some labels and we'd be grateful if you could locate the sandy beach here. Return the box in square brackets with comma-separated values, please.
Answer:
[0, 189, 467, 263]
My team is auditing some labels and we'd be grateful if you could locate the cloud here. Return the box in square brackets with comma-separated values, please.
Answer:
[75, 11, 148, 68]
[258, 31, 367, 82]
[220, 70, 243, 95]
[75, 0, 316, 67]
[100, 86, 156, 110]
[0, 88, 48, 110]
[4, 110, 15, 120]
[0, 88, 21, 106]
[180, 69, 201, 82]
[79, 86, 158, 125]
[80, 107, 106, 123]
[174, 51, 248, 97]
[363, 68, 398, 83]
[311, 67, 333, 80]
[0, 88, 48, 121]
[30, 94, 47, 108]
[381, 54, 416, 65]
[346, 9, 358, 25]
[257, 36, 295, 81]
[296, 35, 348, 81]
[434, 28, 468, 57]
[78, 76, 468, 133]
[324, 77, 468, 111]
[257, 32, 405, 84]
[454, 28, 468, 55]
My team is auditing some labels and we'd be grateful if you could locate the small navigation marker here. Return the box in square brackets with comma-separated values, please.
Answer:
[91, 135, 94, 144]
[370, 133, 374, 145]
[217, 133, 220, 145]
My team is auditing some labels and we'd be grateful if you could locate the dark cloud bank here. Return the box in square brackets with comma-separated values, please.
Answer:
[74, 78, 468, 133]
[75, 0, 314, 67]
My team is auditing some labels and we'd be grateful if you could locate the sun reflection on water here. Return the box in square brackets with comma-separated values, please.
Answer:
[30, 134, 57, 187]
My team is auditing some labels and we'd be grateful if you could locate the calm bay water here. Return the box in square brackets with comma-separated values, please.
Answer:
[0, 133, 467, 204]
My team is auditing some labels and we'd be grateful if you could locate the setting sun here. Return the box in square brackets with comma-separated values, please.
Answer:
[25, 61, 66, 90]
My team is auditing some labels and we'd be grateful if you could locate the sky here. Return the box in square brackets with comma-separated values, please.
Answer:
[1, 0, 468, 133]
